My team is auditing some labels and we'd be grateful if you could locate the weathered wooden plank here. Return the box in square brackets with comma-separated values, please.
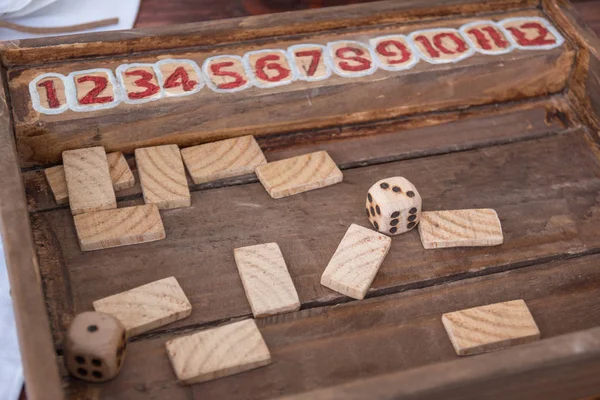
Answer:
[543, 0, 600, 133]
[0, 67, 64, 399]
[22, 96, 574, 213]
[0, 0, 537, 67]
[63, 252, 600, 399]
[8, 10, 573, 167]
[33, 130, 600, 349]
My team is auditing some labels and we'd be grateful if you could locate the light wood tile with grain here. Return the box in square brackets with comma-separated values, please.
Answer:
[181, 135, 267, 184]
[321, 224, 391, 300]
[442, 299, 540, 356]
[93, 276, 191, 337]
[45, 151, 134, 205]
[73, 204, 165, 251]
[165, 319, 271, 385]
[135, 144, 190, 209]
[234, 242, 300, 318]
[418, 208, 503, 249]
[63, 146, 117, 215]
[107, 151, 135, 191]
[44, 165, 69, 205]
[255, 150, 342, 199]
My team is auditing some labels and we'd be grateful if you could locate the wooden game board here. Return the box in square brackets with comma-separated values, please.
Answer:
[1, 0, 600, 399]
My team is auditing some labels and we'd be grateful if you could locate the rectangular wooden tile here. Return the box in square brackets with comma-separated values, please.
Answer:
[442, 299, 540, 356]
[181, 135, 267, 184]
[418, 208, 504, 249]
[106, 151, 135, 191]
[93, 276, 191, 337]
[321, 224, 391, 300]
[135, 144, 191, 209]
[165, 319, 271, 385]
[255, 151, 342, 199]
[234, 242, 300, 318]
[63, 146, 117, 215]
[44, 165, 68, 205]
[45, 151, 134, 205]
[73, 204, 165, 251]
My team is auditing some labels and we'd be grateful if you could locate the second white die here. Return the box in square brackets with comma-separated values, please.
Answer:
[365, 176, 422, 235]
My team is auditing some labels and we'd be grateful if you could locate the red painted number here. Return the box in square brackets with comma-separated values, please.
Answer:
[76, 75, 114, 105]
[210, 61, 247, 90]
[506, 22, 556, 47]
[164, 66, 198, 92]
[294, 49, 322, 77]
[37, 80, 60, 108]
[125, 69, 160, 99]
[255, 54, 290, 82]
[467, 27, 509, 50]
[335, 47, 372, 71]
[375, 40, 411, 64]
[414, 32, 468, 58]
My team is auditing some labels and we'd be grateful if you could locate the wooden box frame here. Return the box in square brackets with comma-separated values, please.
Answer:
[1, 0, 600, 398]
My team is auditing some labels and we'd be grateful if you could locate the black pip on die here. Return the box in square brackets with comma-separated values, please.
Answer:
[64, 311, 127, 382]
[366, 177, 422, 235]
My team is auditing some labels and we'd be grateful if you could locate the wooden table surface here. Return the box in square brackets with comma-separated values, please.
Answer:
[134, 0, 600, 36]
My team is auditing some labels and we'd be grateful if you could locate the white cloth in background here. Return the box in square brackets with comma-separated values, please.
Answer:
[0, 2, 140, 398]
[0, 245, 23, 400]
[0, 0, 141, 41]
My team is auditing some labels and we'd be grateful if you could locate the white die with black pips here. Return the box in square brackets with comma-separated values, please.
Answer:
[365, 176, 422, 235]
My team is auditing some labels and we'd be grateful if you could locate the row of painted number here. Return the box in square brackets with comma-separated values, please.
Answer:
[29, 17, 564, 115]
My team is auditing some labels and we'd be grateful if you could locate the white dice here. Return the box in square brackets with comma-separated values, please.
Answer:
[365, 176, 422, 235]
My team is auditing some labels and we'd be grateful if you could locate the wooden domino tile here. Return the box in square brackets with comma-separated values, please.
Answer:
[44, 165, 69, 205]
[418, 208, 503, 249]
[45, 151, 134, 205]
[255, 151, 343, 199]
[234, 243, 300, 318]
[63, 146, 117, 215]
[73, 204, 165, 251]
[93, 276, 191, 337]
[135, 144, 191, 209]
[181, 135, 267, 184]
[321, 224, 391, 300]
[165, 319, 271, 385]
[106, 151, 135, 191]
[442, 299, 540, 356]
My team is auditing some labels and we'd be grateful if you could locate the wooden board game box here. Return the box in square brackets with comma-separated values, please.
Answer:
[1, 0, 600, 398]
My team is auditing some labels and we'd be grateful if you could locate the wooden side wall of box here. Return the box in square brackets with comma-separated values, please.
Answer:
[2, 1, 600, 399]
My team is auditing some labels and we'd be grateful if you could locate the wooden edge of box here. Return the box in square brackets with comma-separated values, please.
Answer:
[278, 326, 600, 400]
[0, 68, 64, 399]
[542, 0, 600, 132]
[0, 0, 538, 67]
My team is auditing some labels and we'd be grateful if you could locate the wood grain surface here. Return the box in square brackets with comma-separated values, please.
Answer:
[35, 127, 600, 350]
[43, 165, 68, 205]
[418, 209, 504, 249]
[234, 243, 300, 318]
[165, 319, 271, 384]
[255, 151, 343, 198]
[44, 151, 134, 205]
[62, 147, 117, 215]
[7, 9, 573, 167]
[135, 144, 190, 209]
[181, 135, 266, 184]
[64, 252, 600, 400]
[73, 204, 165, 251]
[321, 224, 391, 300]
[107, 152, 135, 191]
[442, 299, 540, 355]
[8, 0, 600, 398]
[92, 276, 192, 337]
